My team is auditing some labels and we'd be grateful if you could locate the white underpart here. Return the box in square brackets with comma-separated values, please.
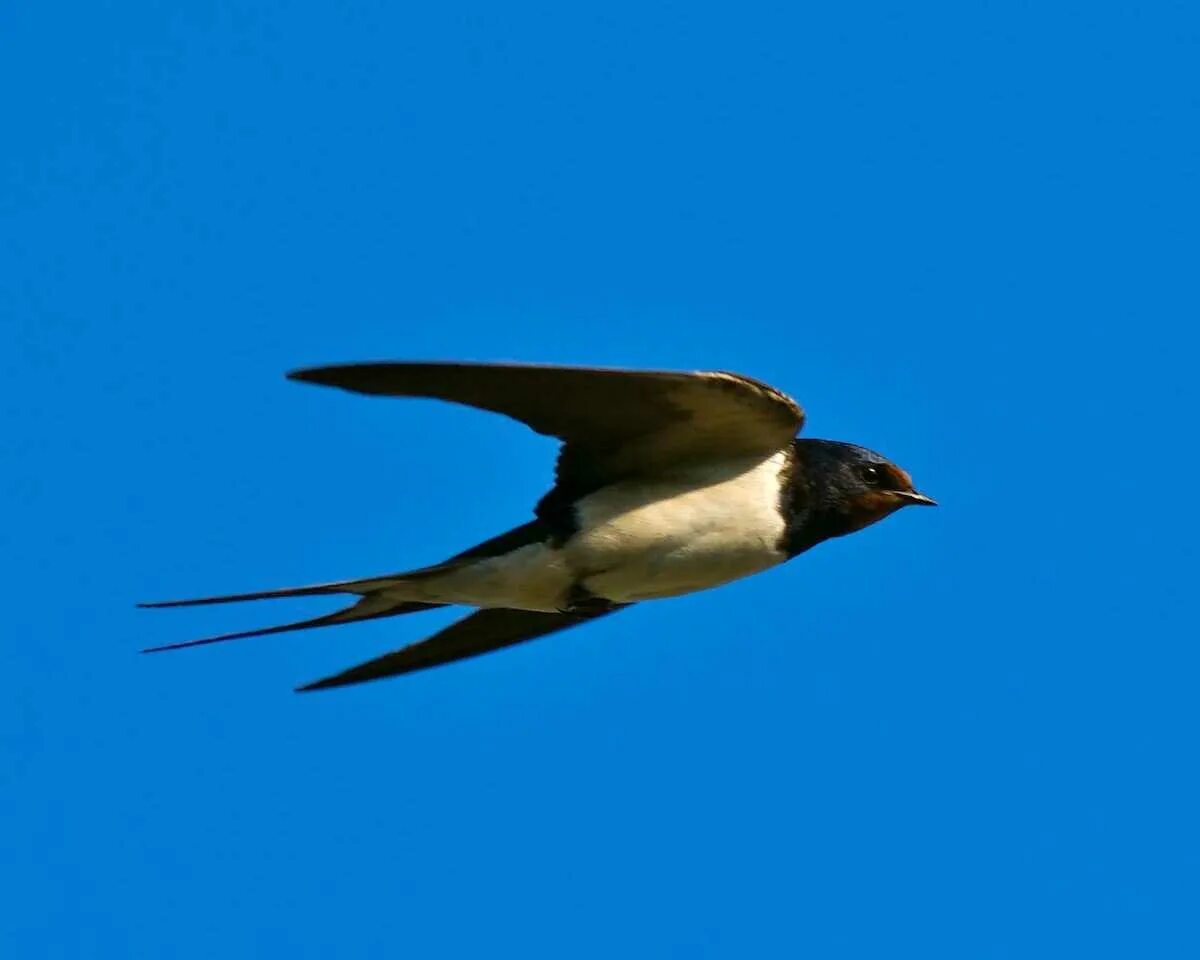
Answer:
[400, 542, 574, 612]
[393, 451, 791, 612]
[568, 450, 790, 603]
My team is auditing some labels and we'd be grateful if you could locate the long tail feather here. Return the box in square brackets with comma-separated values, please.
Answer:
[138, 522, 553, 665]
[141, 597, 440, 653]
[137, 573, 421, 609]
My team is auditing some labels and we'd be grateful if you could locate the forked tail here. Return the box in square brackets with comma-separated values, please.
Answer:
[139, 569, 448, 652]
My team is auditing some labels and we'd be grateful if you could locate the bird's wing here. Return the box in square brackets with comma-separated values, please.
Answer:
[288, 362, 804, 506]
[296, 605, 626, 692]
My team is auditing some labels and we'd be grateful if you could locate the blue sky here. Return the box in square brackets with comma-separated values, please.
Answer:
[2, 1, 1197, 956]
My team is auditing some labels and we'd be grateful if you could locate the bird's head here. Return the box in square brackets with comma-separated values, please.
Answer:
[794, 439, 936, 542]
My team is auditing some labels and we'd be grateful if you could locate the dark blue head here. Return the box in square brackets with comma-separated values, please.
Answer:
[788, 439, 935, 551]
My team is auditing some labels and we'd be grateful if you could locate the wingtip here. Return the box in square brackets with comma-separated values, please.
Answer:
[286, 366, 356, 392]
[294, 678, 333, 693]
[294, 669, 387, 693]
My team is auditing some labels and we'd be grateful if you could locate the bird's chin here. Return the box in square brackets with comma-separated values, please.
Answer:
[840, 488, 934, 534]
[838, 491, 904, 533]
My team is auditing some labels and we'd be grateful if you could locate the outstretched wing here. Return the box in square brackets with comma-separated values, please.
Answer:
[296, 605, 626, 692]
[288, 362, 804, 508]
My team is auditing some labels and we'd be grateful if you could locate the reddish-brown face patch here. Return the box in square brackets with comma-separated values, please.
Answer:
[882, 464, 914, 492]
[842, 489, 907, 532]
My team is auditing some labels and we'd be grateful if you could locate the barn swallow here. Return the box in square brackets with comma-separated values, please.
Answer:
[141, 362, 935, 691]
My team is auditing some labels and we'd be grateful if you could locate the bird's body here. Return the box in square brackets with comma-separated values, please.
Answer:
[391, 449, 791, 612]
[142, 362, 934, 691]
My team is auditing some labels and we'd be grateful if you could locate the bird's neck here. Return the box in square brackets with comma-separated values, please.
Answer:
[780, 441, 854, 557]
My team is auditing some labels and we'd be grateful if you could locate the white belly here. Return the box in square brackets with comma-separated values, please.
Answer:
[400, 542, 574, 612]
[399, 451, 790, 611]
[565, 451, 789, 602]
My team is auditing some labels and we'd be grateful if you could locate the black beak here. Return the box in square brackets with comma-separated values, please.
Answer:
[896, 490, 937, 506]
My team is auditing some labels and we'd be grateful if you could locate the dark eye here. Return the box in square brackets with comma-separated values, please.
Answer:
[860, 465, 884, 486]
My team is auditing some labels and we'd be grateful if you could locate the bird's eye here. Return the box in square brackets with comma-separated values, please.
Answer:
[860, 465, 883, 486]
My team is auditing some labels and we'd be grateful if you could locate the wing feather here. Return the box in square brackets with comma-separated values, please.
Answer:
[296, 605, 626, 691]
[288, 362, 804, 506]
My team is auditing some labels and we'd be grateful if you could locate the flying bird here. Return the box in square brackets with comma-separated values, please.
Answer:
[141, 362, 935, 691]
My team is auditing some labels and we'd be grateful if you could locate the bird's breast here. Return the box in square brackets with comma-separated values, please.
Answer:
[565, 451, 790, 602]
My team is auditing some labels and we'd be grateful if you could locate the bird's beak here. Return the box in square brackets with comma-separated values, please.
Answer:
[895, 490, 937, 506]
